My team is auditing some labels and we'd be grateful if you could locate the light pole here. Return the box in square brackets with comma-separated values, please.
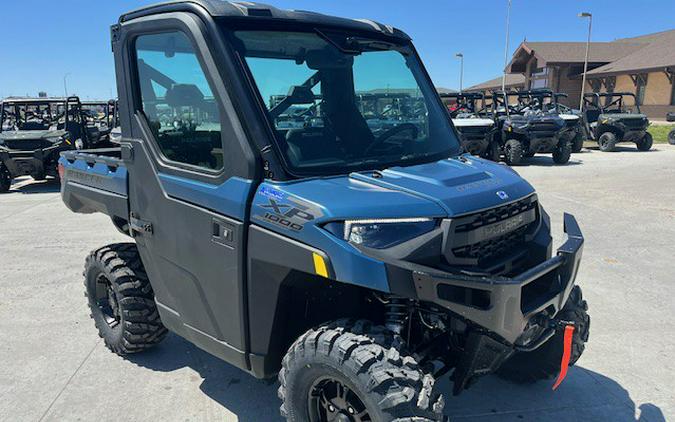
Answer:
[501, 0, 512, 94]
[63, 73, 71, 98]
[579, 12, 592, 111]
[455, 53, 464, 94]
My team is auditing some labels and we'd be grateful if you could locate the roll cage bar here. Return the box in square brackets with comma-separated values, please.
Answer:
[582, 92, 640, 113]
[440, 92, 488, 117]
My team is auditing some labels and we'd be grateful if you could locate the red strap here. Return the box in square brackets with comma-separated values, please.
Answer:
[552, 325, 575, 390]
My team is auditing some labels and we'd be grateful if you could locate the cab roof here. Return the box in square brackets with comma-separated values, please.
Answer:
[119, 0, 410, 40]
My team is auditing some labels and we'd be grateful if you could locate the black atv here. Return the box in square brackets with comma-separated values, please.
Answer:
[582, 92, 652, 152]
[441, 93, 499, 160]
[491, 92, 570, 166]
[0, 96, 91, 192]
[81, 100, 119, 146]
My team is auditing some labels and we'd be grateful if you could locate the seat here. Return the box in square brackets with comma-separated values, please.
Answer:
[285, 127, 341, 165]
[585, 109, 601, 124]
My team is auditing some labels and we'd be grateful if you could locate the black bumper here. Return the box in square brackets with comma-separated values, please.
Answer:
[393, 213, 583, 345]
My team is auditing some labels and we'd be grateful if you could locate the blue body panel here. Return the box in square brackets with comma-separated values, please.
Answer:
[250, 155, 535, 292]
[158, 174, 252, 221]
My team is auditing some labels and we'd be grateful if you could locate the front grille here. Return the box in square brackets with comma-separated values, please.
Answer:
[622, 118, 646, 129]
[2, 139, 52, 151]
[452, 225, 529, 260]
[457, 126, 489, 135]
[529, 122, 560, 137]
[455, 197, 537, 233]
[444, 195, 539, 271]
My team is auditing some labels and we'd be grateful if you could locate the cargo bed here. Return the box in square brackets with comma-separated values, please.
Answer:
[59, 148, 130, 228]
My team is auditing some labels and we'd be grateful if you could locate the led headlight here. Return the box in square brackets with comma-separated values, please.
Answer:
[325, 218, 437, 249]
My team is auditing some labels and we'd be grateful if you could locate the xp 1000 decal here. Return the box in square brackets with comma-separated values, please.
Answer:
[254, 186, 323, 231]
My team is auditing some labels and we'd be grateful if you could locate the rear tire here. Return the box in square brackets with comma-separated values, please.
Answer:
[278, 319, 444, 422]
[0, 163, 10, 193]
[484, 141, 501, 162]
[597, 132, 617, 152]
[571, 132, 584, 153]
[552, 140, 572, 165]
[504, 139, 524, 166]
[636, 132, 653, 151]
[497, 286, 590, 384]
[84, 243, 167, 355]
[669, 128, 675, 145]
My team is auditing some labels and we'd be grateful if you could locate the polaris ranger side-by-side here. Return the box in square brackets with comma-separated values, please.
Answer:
[0, 96, 92, 191]
[59, 2, 590, 420]
[516, 90, 585, 153]
[491, 91, 571, 166]
[440, 93, 499, 160]
[583, 92, 652, 152]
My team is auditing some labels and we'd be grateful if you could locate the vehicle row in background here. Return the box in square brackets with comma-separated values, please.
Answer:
[442, 89, 575, 165]
[0, 96, 116, 192]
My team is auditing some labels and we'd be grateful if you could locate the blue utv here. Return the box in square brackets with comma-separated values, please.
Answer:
[58, 2, 591, 421]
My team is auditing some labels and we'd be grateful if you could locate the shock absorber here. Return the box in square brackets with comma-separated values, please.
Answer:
[384, 297, 409, 334]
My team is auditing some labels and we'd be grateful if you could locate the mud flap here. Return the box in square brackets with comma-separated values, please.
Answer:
[552, 324, 575, 390]
[452, 332, 513, 395]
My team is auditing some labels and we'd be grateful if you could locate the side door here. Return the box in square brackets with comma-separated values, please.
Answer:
[115, 13, 257, 368]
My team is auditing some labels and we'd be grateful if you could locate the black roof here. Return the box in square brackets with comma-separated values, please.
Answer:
[119, 0, 409, 39]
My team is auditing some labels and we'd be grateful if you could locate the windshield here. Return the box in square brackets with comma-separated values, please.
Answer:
[231, 30, 460, 176]
[0, 102, 65, 132]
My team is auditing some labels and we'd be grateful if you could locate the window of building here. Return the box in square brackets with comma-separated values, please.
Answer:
[134, 31, 223, 171]
[530, 67, 549, 89]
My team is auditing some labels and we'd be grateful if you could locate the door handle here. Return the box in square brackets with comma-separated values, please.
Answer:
[212, 219, 235, 247]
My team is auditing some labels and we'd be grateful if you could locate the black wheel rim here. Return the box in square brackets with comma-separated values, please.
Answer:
[95, 274, 120, 328]
[308, 377, 371, 422]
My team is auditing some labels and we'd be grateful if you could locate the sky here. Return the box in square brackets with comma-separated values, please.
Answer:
[1, 0, 674, 100]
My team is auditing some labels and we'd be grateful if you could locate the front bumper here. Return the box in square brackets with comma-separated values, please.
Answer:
[393, 213, 583, 345]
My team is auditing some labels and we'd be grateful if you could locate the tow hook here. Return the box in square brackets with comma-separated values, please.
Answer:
[551, 320, 576, 390]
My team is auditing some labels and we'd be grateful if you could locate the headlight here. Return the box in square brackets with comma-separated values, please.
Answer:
[324, 218, 437, 249]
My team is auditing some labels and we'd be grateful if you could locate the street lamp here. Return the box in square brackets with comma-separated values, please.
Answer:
[579, 12, 592, 111]
[63, 73, 71, 98]
[455, 53, 464, 93]
[501, 0, 512, 94]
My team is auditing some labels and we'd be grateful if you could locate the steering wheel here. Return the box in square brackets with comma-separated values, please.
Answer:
[364, 123, 419, 156]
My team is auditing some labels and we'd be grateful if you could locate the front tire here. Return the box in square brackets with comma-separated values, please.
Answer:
[504, 139, 524, 166]
[0, 163, 11, 193]
[552, 140, 572, 165]
[279, 319, 444, 422]
[636, 132, 653, 151]
[84, 243, 167, 355]
[484, 141, 501, 162]
[571, 132, 584, 153]
[497, 286, 590, 384]
[598, 132, 617, 152]
[668, 128, 675, 145]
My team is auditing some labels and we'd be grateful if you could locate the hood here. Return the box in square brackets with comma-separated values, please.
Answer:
[252, 156, 535, 225]
[559, 113, 579, 121]
[0, 129, 67, 143]
[599, 113, 647, 121]
[452, 118, 494, 127]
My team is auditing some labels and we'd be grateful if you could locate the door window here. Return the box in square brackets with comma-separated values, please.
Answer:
[134, 31, 224, 170]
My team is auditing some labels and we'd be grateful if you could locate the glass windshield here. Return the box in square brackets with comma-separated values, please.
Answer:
[231, 30, 460, 176]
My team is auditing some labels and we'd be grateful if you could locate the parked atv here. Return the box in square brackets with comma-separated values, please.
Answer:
[0, 96, 91, 192]
[667, 112, 675, 145]
[58, 2, 590, 420]
[491, 92, 570, 165]
[582, 92, 651, 152]
[441, 93, 499, 160]
[516, 90, 585, 153]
